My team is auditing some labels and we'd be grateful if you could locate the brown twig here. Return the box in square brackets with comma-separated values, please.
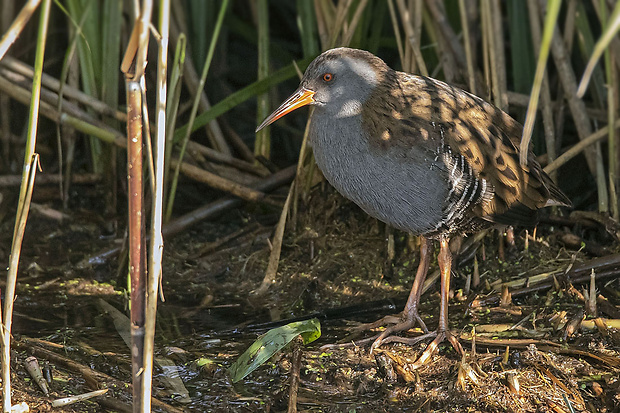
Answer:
[475, 253, 620, 307]
[255, 184, 293, 295]
[0, 69, 267, 202]
[15, 339, 184, 413]
[80, 165, 296, 267]
[0, 173, 101, 186]
[544, 118, 620, 174]
[169, 158, 268, 202]
[187, 140, 268, 176]
[0, 56, 126, 122]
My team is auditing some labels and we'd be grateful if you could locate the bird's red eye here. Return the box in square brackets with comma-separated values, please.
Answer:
[323, 73, 333, 82]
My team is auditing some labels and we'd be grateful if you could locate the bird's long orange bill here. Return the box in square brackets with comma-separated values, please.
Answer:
[255, 87, 315, 132]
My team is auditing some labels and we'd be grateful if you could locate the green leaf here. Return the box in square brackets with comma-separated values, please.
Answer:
[227, 318, 321, 383]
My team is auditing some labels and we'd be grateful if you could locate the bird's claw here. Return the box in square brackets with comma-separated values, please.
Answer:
[371, 328, 464, 369]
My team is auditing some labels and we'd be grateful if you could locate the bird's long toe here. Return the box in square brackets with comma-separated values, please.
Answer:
[372, 328, 464, 369]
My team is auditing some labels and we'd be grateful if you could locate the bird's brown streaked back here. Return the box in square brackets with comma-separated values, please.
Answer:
[359, 63, 570, 229]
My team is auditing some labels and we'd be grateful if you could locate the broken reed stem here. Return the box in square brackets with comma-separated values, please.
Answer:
[255, 184, 294, 295]
[0, 0, 41, 61]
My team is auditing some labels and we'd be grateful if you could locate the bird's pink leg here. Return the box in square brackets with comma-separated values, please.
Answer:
[321, 238, 432, 351]
[407, 237, 463, 367]
[367, 238, 463, 368]
[361, 237, 431, 348]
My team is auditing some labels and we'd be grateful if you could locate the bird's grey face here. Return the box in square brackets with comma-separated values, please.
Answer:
[255, 49, 385, 132]
[301, 56, 379, 117]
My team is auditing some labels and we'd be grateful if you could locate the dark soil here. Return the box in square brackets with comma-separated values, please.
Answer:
[2, 183, 619, 412]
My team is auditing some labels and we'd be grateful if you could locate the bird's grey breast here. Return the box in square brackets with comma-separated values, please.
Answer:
[309, 110, 449, 235]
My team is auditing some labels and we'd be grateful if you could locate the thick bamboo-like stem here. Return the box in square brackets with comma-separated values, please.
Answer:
[126, 79, 146, 412]
[125, 78, 147, 413]
[2, 1, 50, 411]
[122, 3, 153, 411]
